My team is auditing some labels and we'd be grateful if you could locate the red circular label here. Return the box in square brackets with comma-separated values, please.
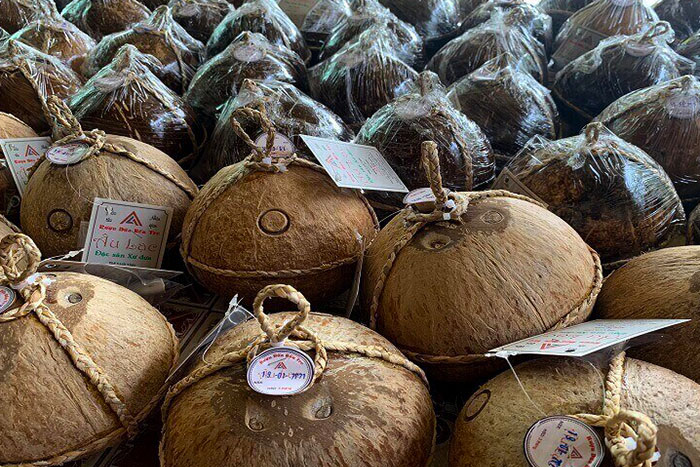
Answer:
[0, 286, 17, 315]
[524, 416, 604, 467]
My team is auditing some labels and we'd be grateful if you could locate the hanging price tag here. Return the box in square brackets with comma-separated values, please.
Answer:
[247, 345, 314, 395]
[0, 137, 51, 196]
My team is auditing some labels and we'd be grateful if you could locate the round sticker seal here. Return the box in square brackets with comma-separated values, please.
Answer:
[254, 132, 296, 158]
[46, 143, 91, 165]
[247, 345, 315, 396]
[666, 93, 700, 119]
[233, 44, 265, 63]
[0, 286, 17, 315]
[524, 416, 604, 467]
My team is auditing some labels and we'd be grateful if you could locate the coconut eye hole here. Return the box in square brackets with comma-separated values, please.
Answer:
[462, 389, 491, 422]
[67, 293, 82, 304]
[418, 231, 453, 251]
[672, 452, 692, 467]
[257, 209, 290, 235]
[47, 209, 73, 233]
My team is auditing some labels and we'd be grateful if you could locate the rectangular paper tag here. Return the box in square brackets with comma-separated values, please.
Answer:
[301, 135, 409, 193]
[486, 319, 689, 357]
[81, 198, 173, 269]
[0, 137, 51, 196]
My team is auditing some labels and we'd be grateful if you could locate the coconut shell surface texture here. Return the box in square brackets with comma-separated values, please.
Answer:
[61, 0, 151, 41]
[168, 0, 233, 43]
[0, 0, 57, 34]
[654, 0, 700, 43]
[0, 112, 37, 215]
[449, 356, 700, 466]
[538, 0, 593, 35]
[595, 76, 700, 203]
[495, 123, 685, 267]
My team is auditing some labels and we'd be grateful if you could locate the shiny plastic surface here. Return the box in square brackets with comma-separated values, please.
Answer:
[62, 0, 151, 41]
[378, 0, 461, 41]
[654, 0, 700, 42]
[538, 0, 594, 35]
[169, 0, 233, 43]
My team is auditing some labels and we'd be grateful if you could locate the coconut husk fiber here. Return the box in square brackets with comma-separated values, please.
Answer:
[595, 246, 700, 384]
[192, 78, 353, 183]
[69, 44, 203, 167]
[677, 31, 700, 77]
[449, 355, 700, 466]
[82, 6, 205, 95]
[169, 0, 233, 43]
[0, 112, 38, 219]
[551, 0, 659, 72]
[0, 233, 179, 466]
[361, 141, 602, 383]
[494, 122, 685, 267]
[61, 0, 151, 41]
[425, 8, 547, 86]
[160, 284, 434, 467]
[378, 0, 460, 41]
[0, 0, 57, 34]
[538, 0, 594, 36]
[185, 31, 308, 130]
[595, 76, 700, 204]
[20, 97, 198, 258]
[300, 0, 351, 57]
[654, 0, 700, 43]
[0, 39, 82, 133]
[206, 0, 311, 63]
[553, 22, 695, 129]
[448, 55, 560, 169]
[354, 71, 494, 211]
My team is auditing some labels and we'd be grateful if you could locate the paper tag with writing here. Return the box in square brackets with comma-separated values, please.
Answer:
[552, 26, 608, 69]
[255, 132, 296, 157]
[301, 135, 408, 193]
[0, 137, 51, 196]
[487, 319, 689, 358]
[46, 143, 91, 165]
[493, 168, 548, 207]
[0, 286, 17, 315]
[403, 187, 437, 205]
[666, 93, 700, 119]
[524, 416, 604, 467]
[82, 198, 173, 269]
[247, 346, 315, 395]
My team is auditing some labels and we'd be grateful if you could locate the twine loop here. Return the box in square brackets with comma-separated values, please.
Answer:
[641, 21, 671, 42]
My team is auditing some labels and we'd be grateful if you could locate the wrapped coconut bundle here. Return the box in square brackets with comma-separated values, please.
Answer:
[192, 79, 352, 182]
[0, 0, 56, 34]
[20, 97, 198, 257]
[551, 0, 659, 72]
[0, 113, 38, 217]
[300, 0, 351, 56]
[378, 0, 460, 42]
[654, 0, 700, 43]
[553, 22, 695, 127]
[69, 45, 203, 167]
[0, 233, 179, 466]
[538, 0, 593, 36]
[595, 246, 700, 383]
[61, 0, 151, 41]
[309, 29, 418, 128]
[185, 32, 307, 129]
[595, 76, 700, 203]
[677, 31, 700, 76]
[168, 0, 233, 43]
[161, 284, 434, 467]
[0, 39, 82, 132]
[206, 0, 311, 63]
[10, 16, 96, 75]
[354, 71, 494, 211]
[425, 8, 548, 85]
[180, 115, 377, 304]
[82, 6, 205, 94]
[495, 122, 685, 267]
[448, 56, 559, 168]
[361, 142, 602, 382]
[449, 353, 700, 466]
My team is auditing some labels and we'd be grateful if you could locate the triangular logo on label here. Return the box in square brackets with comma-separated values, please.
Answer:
[24, 145, 40, 158]
[570, 447, 583, 459]
[275, 362, 288, 370]
[120, 211, 142, 226]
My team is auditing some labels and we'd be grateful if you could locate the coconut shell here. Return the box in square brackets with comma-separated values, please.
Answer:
[206, 0, 311, 63]
[595, 75, 700, 203]
[0, 271, 178, 466]
[20, 134, 198, 257]
[300, 0, 352, 56]
[361, 190, 600, 383]
[494, 122, 685, 266]
[192, 79, 353, 182]
[0, 0, 56, 34]
[185, 31, 308, 129]
[0, 113, 37, 216]
[62, 0, 151, 41]
[82, 6, 205, 95]
[69, 44, 203, 166]
[354, 71, 494, 211]
[677, 31, 700, 77]
[160, 311, 434, 467]
[449, 357, 700, 466]
[378, 0, 460, 40]
[654, 0, 700, 43]
[538, 0, 594, 35]
[0, 40, 82, 132]
[169, 0, 233, 43]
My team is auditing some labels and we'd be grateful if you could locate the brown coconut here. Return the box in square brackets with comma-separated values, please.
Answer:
[691, 203, 700, 243]
[594, 246, 700, 383]
[0, 214, 20, 239]
[61, 0, 151, 41]
[0, 112, 37, 216]
[538, 0, 594, 35]
[449, 357, 700, 466]
[169, 0, 233, 43]
[300, 0, 352, 56]
[160, 301, 435, 467]
[678, 30, 700, 74]
[0, 39, 82, 133]
[654, 0, 700, 43]
[0, 0, 56, 34]
[378, 0, 460, 41]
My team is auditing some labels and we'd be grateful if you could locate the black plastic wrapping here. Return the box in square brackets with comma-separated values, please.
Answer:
[169, 0, 234, 43]
[0, 0, 57, 34]
[192, 78, 353, 181]
[654, 0, 700, 43]
[677, 30, 700, 76]
[142, 0, 169, 7]
[62, 0, 152, 41]
[185, 31, 308, 128]
[206, 0, 311, 63]
[538, 0, 594, 36]
[301, 0, 351, 55]
[354, 71, 494, 211]
[378, 0, 461, 41]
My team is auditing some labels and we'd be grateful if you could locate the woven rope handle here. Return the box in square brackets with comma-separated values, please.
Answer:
[229, 101, 277, 162]
[253, 284, 312, 344]
[46, 95, 83, 141]
[0, 233, 40, 285]
[420, 141, 449, 208]
[641, 21, 670, 41]
[584, 122, 602, 144]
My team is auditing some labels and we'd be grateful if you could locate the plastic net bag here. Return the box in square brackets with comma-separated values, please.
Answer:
[0, 0, 57, 34]
[169, 0, 234, 43]
[448, 55, 559, 168]
[538, 0, 594, 36]
[354, 71, 494, 210]
[185, 31, 308, 128]
[595, 75, 700, 204]
[377, 0, 461, 41]
[494, 122, 685, 267]
[551, 0, 659, 72]
[677, 30, 700, 75]
[300, 0, 351, 54]
[552, 22, 695, 126]
[206, 0, 311, 63]
[425, 8, 547, 85]
[653, 0, 700, 43]
[82, 6, 205, 94]
[62, 0, 151, 41]
[192, 78, 353, 181]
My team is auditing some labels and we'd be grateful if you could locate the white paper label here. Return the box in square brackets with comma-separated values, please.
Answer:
[301, 135, 409, 193]
[487, 319, 689, 357]
[233, 44, 265, 63]
[247, 345, 315, 395]
[666, 94, 700, 119]
[0, 286, 17, 314]
[0, 137, 51, 196]
[81, 198, 173, 269]
[524, 416, 604, 467]
[254, 132, 296, 157]
[46, 143, 91, 165]
[403, 187, 437, 204]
